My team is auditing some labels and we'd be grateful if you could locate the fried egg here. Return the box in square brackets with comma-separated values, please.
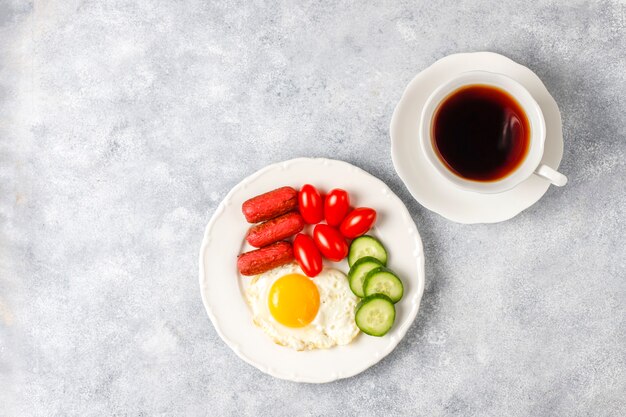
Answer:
[243, 262, 359, 350]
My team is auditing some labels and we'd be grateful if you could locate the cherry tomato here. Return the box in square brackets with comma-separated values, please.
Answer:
[339, 207, 377, 238]
[313, 224, 348, 262]
[293, 234, 323, 277]
[324, 188, 350, 227]
[298, 184, 323, 224]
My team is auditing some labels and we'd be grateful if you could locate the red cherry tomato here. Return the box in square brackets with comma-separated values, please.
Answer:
[324, 189, 350, 227]
[339, 207, 377, 238]
[293, 234, 323, 277]
[298, 184, 323, 224]
[313, 224, 348, 262]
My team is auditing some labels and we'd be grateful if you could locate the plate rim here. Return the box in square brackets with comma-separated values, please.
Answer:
[198, 157, 425, 383]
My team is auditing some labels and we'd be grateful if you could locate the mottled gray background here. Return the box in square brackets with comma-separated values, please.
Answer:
[1, 0, 625, 416]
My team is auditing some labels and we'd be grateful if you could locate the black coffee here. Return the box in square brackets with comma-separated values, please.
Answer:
[432, 85, 530, 181]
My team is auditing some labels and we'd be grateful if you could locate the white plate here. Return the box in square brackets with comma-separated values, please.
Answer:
[199, 158, 425, 383]
[390, 52, 565, 224]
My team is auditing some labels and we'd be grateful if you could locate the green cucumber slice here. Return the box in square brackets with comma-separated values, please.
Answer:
[363, 267, 403, 303]
[355, 294, 396, 336]
[348, 235, 387, 267]
[348, 257, 383, 297]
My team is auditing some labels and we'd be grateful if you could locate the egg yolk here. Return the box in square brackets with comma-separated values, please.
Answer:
[268, 274, 320, 328]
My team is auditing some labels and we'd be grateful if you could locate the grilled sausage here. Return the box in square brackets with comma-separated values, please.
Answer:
[237, 241, 294, 276]
[242, 186, 298, 223]
[246, 212, 304, 248]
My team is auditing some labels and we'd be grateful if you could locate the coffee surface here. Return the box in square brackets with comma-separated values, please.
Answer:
[432, 85, 530, 181]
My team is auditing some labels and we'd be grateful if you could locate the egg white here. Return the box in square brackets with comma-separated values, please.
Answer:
[243, 262, 360, 351]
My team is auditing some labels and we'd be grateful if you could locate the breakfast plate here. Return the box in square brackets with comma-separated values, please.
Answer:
[199, 158, 425, 383]
[390, 52, 565, 224]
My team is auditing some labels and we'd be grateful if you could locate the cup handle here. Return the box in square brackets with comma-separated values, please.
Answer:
[534, 164, 567, 186]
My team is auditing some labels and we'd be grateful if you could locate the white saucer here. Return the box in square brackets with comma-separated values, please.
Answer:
[390, 52, 564, 224]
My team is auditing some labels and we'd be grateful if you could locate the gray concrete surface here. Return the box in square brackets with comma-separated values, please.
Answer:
[1, 0, 625, 416]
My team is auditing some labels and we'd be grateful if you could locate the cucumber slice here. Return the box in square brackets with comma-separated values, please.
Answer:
[355, 294, 396, 336]
[348, 257, 383, 297]
[348, 235, 387, 267]
[363, 267, 403, 303]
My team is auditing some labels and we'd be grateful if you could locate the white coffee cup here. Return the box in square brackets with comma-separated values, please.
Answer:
[419, 71, 567, 193]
